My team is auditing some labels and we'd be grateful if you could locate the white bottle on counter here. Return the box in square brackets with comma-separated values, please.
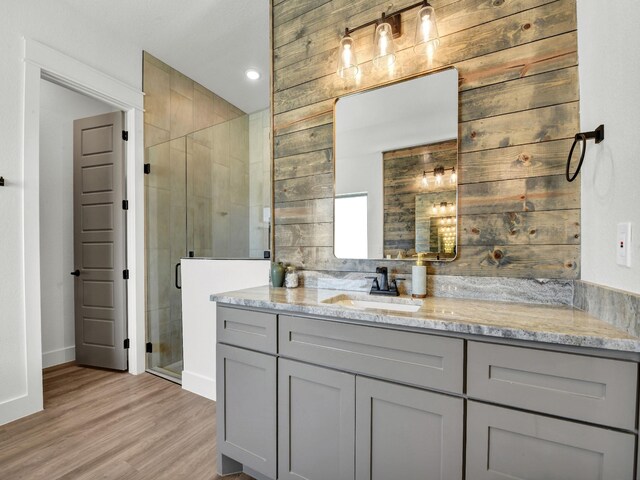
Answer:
[412, 252, 427, 298]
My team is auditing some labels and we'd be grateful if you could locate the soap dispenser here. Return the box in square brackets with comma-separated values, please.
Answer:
[412, 253, 427, 298]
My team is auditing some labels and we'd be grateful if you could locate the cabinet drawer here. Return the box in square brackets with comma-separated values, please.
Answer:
[279, 315, 464, 393]
[466, 401, 635, 480]
[217, 305, 277, 354]
[467, 341, 637, 429]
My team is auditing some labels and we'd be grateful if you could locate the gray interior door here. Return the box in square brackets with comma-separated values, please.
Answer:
[73, 111, 127, 371]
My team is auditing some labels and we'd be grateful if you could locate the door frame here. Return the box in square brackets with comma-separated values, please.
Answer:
[20, 38, 145, 418]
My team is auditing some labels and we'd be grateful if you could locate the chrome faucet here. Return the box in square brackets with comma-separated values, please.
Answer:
[366, 267, 405, 296]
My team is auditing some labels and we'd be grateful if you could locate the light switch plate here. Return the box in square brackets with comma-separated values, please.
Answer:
[616, 222, 632, 267]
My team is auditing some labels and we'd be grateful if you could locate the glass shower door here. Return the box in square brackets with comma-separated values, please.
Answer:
[145, 137, 186, 381]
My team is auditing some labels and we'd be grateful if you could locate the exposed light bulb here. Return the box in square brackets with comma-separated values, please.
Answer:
[435, 173, 443, 185]
[450, 167, 457, 184]
[337, 31, 359, 79]
[421, 171, 428, 187]
[414, 2, 440, 61]
[373, 18, 396, 69]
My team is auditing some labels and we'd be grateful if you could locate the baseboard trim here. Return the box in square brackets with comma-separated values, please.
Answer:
[42, 346, 75, 369]
[0, 394, 42, 426]
[182, 370, 216, 401]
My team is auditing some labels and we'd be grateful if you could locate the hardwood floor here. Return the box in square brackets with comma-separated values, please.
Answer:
[0, 363, 254, 480]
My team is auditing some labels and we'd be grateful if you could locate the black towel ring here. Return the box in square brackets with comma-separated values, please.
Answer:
[566, 124, 605, 182]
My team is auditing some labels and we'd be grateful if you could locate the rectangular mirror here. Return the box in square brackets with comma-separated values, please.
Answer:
[334, 68, 458, 261]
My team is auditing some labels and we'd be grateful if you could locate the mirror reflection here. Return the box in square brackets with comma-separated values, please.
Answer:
[334, 68, 459, 261]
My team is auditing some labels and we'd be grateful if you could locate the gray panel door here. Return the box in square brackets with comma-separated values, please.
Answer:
[73, 111, 127, 370]
[466, 401, 635, 479]
[278, 359, 355, 480]
[216, 344, 277, 478]
[355, 377, 463, 480]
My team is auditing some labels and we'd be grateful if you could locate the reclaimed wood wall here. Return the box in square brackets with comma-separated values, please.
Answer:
[272, 0, 580, 279]
[383, 140, 458, 257]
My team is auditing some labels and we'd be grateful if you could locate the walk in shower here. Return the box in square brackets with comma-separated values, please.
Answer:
[145, 109, 271, 381]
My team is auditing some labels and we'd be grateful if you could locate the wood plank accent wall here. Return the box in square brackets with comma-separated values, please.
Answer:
[272, 0, 580, 279]
[383, 140, 458, 257]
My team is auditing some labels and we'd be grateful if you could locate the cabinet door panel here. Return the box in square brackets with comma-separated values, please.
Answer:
[279, 359, 355, 480]
[356, 377, 463, 480]
[216, 344, 276, 478]
[467, 401, 635, 480]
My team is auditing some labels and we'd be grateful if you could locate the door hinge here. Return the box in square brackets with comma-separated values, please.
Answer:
[146, 342, 153, 353]
[124, 338, 130, 349]
[122, 200, 129, 210]
[144, 163, 151, 175]
[123, 269, 130, 280]
[122, 130, 129, 141]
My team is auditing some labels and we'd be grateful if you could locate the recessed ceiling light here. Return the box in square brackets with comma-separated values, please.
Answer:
[246, 69, 261, 80]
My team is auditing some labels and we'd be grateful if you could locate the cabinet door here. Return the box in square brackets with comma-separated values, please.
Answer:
[278, 359, 355, 480]
[467, 401, 635, 480]
[216, 344, 276, 479]
[355, 377, 463, 480]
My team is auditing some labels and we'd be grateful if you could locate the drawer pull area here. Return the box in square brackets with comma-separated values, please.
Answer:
[280, 315, 463, 393]
[468, 341, 637, 429]
[490, 365, 606, 399]
[217, 306, 277, 354]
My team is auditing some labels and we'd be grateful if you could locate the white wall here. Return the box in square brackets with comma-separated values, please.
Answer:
[181, 259, 270, 400]
[39, 80, 116, 368]
[0, 1, 142, 425]
[578, 0, 640, 294]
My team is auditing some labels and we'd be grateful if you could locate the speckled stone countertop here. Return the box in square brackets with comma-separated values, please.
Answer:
[211, 286, 640, 353]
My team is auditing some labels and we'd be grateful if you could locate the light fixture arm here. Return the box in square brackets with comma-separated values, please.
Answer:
[343, 0, 429, 37]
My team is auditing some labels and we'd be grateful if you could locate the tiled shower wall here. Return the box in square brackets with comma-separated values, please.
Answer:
[143, 52, 250, 368]
[250, 108, 272, 258]
[143, 52, 245, 148]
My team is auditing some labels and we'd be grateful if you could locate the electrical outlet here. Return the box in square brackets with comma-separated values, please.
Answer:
[616, 222, 632, 267]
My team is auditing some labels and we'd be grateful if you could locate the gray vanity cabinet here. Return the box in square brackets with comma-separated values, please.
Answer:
[216, 343, 277, 479]
[215, 304, 640, 480]
[355, 377, 463, 480]
[278, 358, 355, 480]
[466, 401, 636, 479]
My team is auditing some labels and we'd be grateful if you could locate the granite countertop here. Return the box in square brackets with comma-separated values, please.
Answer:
[211, 285, 640, 353]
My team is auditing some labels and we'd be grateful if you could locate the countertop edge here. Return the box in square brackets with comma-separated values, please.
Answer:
[210, 293, 640, 353]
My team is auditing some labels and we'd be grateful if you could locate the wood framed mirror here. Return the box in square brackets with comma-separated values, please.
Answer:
[334, 68, 459, 261]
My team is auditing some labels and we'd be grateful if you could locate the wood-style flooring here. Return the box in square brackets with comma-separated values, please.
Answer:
[0, 363, 254, 480]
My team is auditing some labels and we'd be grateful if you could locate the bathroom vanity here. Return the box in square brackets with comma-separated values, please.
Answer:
[212, 286, 640, 480]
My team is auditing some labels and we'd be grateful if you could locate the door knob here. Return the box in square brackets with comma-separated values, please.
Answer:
[70, 270, 80, 277]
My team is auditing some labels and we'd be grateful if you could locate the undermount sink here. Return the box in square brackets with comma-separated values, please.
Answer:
[321, 294, 423, 313]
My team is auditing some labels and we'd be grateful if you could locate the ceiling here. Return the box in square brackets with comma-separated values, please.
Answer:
[59, 0, 270, 114]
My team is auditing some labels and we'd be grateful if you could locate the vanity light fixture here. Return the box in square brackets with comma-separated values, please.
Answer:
[373, 13, 397, 69]
[414, 1, 440, 60]
[337, 1, 440, 79]
[421, 170, 429, 187]
[432, 202, 455, 215]
[337, 29, 359, 79]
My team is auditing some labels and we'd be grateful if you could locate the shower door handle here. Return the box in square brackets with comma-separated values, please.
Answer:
[175, 262, 181, 289]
